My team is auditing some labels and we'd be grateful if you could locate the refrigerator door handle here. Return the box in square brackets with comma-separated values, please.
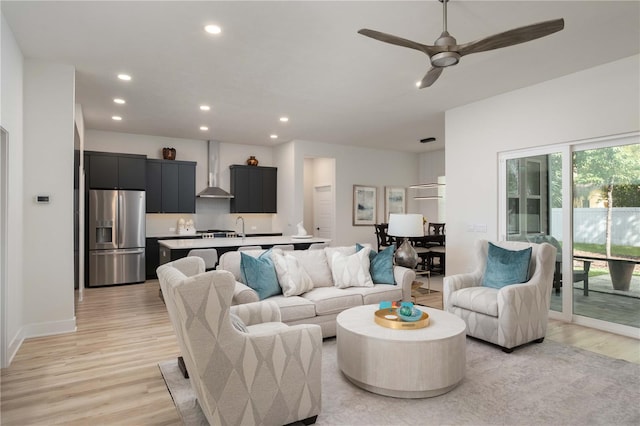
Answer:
[117, 191, 123, 247]
[91, 248, 145, 256]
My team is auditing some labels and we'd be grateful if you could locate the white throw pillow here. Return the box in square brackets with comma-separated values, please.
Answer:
[324, 245, 357, 260]
[289, 249, 334, 287]
[272, 250, 314, 297]
[331, 247, 374, 289]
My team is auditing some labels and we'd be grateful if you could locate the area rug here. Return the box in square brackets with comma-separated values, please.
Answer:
[159, 337, 640, 425]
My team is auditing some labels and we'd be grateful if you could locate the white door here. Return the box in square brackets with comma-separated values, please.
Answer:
[313, 185, 334, 240]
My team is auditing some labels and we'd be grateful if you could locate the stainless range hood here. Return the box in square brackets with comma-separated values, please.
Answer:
[197, 140, 234, 198]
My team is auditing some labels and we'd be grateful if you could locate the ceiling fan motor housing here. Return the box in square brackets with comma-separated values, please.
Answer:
[431, 51, 460, 67]
[432, 31, 460, 67]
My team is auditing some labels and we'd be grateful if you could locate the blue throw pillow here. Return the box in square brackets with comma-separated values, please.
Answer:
[356, 243, 396, 285]
[240, 249, 281, 300]
[482, 242, 532, 289]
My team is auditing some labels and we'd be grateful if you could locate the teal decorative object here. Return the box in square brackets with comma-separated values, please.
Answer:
[398, 307, 423, 322]
[399, 305, 413, 316]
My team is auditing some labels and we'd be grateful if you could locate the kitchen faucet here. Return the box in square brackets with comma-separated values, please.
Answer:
[236, 216, 245, 238]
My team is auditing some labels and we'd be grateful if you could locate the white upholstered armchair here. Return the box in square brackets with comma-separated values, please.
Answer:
[157, 257, 323, 425]
[443, 240, 557, 352]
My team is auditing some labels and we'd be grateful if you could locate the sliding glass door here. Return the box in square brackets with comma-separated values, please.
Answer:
[500, 133, 640, 336]
[502, 150, 565, 313]
[572, 144, 640, 328]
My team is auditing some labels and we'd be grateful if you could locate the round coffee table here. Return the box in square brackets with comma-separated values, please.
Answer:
[336, 304, 466, 398]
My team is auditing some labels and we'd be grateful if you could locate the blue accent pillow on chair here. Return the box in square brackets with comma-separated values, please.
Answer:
[482, 242, 532, 289]
[356, 243, 396, 284]
[240, 249, 281, 299]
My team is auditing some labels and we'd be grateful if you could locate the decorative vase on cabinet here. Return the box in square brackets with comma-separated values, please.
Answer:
[246, 156, 259, 166]
[163, 147, 176, 160]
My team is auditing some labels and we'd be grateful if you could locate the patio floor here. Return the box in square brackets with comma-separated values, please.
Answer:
[550, 274, 640, 328]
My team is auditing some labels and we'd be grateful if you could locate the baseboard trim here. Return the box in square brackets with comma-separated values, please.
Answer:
[5, 328, 25, 367]
[23, 317, 77, 340]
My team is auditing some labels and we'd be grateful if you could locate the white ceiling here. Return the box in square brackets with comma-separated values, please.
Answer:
[3, 1, 639, 153]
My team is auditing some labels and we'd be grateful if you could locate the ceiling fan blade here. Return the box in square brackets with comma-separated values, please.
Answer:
[358, 29, 438, 56]
[457, 18, 564, 56]
[418, 67, 443, 89]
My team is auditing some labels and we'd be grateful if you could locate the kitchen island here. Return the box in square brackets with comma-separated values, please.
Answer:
[158, 236, 330, 265]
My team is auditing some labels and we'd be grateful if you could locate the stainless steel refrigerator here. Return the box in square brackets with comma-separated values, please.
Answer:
[88, 189, 145, 286]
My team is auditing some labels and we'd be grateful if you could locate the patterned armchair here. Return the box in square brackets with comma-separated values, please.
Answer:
[157, 257, 322, 425]
[443, 240, 556, 352]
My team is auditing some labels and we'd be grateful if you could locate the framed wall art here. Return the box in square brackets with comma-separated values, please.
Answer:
[384, 186, 406, 222]
[353, 185, 377, 226]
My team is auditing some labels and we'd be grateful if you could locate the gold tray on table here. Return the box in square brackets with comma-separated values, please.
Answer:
[374, 308, 430, 330]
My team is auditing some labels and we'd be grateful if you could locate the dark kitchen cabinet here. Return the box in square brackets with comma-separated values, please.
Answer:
[146, 234, 201, 279]
[145, 238, 160, 279]
[86, 151, 146, 190]
[230, 165, 277, 213]
[146, 159, 196, 213]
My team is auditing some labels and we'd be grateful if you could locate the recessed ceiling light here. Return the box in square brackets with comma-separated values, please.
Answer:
[415, 81, 421, 88]
[279, 116, 289, 122]
[200, 105, 210, 111]
[204, 25, 222, 35]
[117, 74, 131, 81]
[114, 98, 125, 104]
[200, 126, 209, 131]
[112, 116, 122, 121]
[270, 134, 278, 139]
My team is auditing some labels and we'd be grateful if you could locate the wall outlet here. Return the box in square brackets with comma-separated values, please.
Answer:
[169, 227, 176, 232]
[251, 226, 257, 230]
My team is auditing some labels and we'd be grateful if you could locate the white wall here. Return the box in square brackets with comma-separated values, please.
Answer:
[445, 55, 640, 275]
[274, 139, 419, 247]
[22, 59, 76, 335]
[1, 13, 25, 364]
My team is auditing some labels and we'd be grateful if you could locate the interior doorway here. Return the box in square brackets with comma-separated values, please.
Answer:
[313, 185, 333, 239]
[303, 157, 335, 242]
[1, 126, 9, 367]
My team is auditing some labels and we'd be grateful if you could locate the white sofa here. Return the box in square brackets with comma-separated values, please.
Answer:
[217, 245, 416, 338]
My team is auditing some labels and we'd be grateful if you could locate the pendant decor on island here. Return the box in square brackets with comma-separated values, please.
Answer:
[246, 156, 259, 166]
[162, 147, 176, 160]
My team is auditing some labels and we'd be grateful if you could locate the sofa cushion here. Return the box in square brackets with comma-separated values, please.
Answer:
[350, 284, 403, 305]
[240, 250, 282, 300]
[272, 249, 314, 297]
[267, 295, 317, 322]
[330, 247, 374, 289]
[289, 249, 334, 288]
[482, 242, 532, 289]
[302, 287, 363, 315]
[450, 286, 499, 317]
[357, 243, 396, 285]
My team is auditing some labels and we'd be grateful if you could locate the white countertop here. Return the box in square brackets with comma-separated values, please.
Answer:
[158, 236, 329, 250]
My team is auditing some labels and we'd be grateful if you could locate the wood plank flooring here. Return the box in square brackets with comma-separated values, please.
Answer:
[1, 281, 181, 425]
[1, 280, 638, 425]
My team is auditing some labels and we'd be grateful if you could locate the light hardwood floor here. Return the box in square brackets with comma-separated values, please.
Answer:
[1, 280, 638, 425]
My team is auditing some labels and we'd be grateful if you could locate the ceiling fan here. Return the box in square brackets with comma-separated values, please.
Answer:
[358, 0, 564, 88]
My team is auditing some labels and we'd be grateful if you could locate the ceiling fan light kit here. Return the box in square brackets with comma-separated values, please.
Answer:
[358, 0, 564, 88]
